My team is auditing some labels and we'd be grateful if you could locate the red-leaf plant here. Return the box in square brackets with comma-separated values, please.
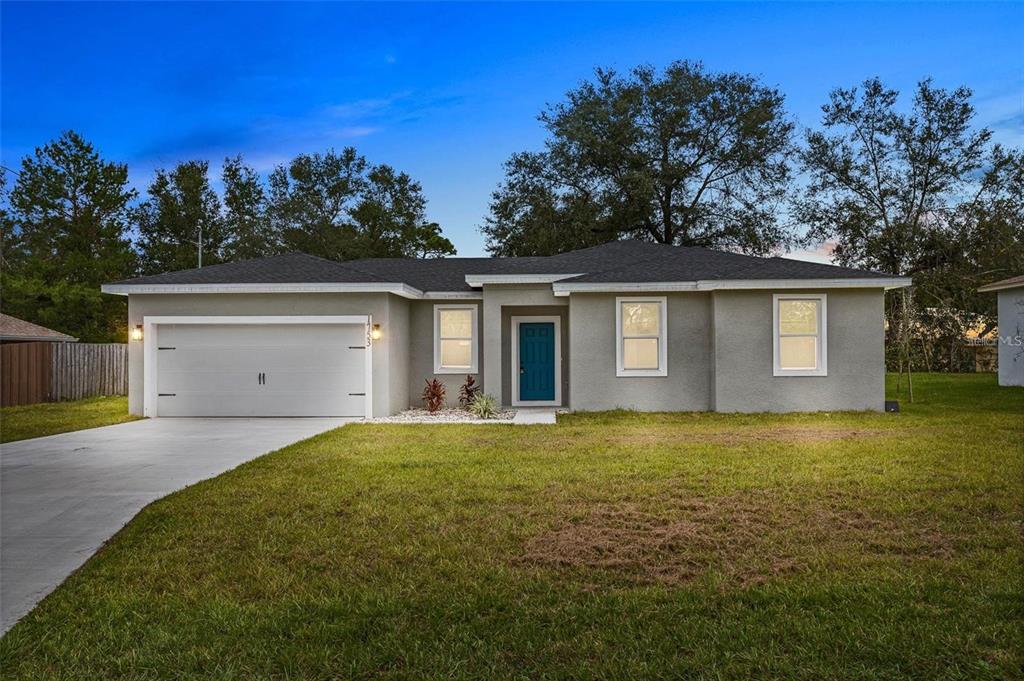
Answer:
[422, 378, 446, 413]
[458, 375, 481, 408]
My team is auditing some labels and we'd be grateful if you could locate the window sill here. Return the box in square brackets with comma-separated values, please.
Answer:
[434, 367, 478, 375]
[773, 369, 828, 377]
[616, 369, 668, 377]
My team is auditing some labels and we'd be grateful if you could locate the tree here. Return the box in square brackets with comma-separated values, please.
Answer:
[135, 160, 225, 274]
[482, 61, 795, 256]
[797, 77, 994, 276]
[798, 77, 1023, 370]
[2, 131, 136, 341]
[268, 148, 454, 260]
[221, 155, 279, 261]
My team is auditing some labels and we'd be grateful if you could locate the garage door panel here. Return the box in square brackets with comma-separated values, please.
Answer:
[157, 392, 365, 417]
[154, 322, 367, 417]
[158, 347, 365, 372]
[159, 324, 363, 347]
[159, 369, 363, 394]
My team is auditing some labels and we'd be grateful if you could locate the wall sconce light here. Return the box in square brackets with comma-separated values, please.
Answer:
[130, 324, 144, 342]
[370, 323, 382, 341]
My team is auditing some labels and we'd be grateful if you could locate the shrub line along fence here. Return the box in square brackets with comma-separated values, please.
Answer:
[0, 342, 128, 407]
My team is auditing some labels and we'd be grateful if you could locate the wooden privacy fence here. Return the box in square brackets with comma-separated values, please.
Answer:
[1, 342, 128, 407]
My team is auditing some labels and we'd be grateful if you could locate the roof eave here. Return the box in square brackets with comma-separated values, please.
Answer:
[464, 273, 584, 287]
[977, 280, 1024, 293]
[101, 282, 425, 299]
[551, 277, 913, 296]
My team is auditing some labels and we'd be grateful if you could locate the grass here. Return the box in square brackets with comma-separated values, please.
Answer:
[0, 396, 139, 443]
[1, 374, 1021, 679]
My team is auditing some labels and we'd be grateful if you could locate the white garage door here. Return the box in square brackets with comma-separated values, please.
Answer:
[155, 323, 367, 417]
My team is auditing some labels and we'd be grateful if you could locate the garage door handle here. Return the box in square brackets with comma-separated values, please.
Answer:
[349, 392, 365, 396]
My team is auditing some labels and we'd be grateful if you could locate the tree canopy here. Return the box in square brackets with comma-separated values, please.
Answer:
[482, 61, 795, 256]
[268, 148, 455, 260]
[135, 160, 226, 274]
[2, 131, 136, 341]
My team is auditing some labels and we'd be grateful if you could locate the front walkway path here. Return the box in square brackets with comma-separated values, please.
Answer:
[0, 417, 350, 635]
[511, 408, 558, 424]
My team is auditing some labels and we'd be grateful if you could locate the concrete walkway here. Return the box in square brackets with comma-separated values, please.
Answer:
[511, 408, 558, 425]
[0, 417, 350, 635]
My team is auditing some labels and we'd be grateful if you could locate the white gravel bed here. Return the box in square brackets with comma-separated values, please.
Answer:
[370, 408, 516, 424]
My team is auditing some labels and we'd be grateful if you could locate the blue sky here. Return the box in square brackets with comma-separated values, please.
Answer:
[2, 1, 1021, 256]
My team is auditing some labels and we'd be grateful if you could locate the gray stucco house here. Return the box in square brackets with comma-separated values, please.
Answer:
[102, 241, 910, 417]
[978, 275, 1024, 387]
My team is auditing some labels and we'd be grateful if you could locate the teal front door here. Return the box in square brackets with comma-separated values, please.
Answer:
[518, 322, 556, 402]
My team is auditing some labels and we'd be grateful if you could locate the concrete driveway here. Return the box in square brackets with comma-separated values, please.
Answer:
[0, 417, 351, 635]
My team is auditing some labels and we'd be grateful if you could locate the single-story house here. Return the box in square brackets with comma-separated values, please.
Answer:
[0, 314, 78, 344]
[978, 275, 1024, 387]
[101, 241, 911, 418]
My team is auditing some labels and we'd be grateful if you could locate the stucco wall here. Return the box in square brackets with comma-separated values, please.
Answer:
[712, 288, 885, 412]
[482, 285, 567, 406]
[406, 300, 484, 408]
[568, 293, 713, 412]
[125, 292, 405, 417]
[996, 287, 1024, 386]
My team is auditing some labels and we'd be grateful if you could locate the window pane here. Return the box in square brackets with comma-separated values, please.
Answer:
[623, 338, 659, 370]
[779, 300, 818, 335]
[440, 339, 472, 368]
[439, 309, 473, 338]
[622, 302, 660, 336]
[779, 336, 817, 370]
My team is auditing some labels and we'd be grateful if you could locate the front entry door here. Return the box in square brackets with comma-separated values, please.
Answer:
[518, 322, 556, 402]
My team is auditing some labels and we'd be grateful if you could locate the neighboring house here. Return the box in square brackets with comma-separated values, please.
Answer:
[978, 275, 1024, 387]
[0, 314, 78, 344]
[101, 241, 911, 418]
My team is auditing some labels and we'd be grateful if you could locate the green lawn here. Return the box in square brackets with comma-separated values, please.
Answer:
[2, 374, 1021, 679]
[0, 396, 139, 443]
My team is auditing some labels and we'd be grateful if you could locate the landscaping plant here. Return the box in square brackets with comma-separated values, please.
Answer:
[458, 375, 481, 408]
[421, 378, 446, 412]
[468, 393, 498, 419]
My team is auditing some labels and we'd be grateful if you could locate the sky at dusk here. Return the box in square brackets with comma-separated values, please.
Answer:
[2, 1, 1021, 257]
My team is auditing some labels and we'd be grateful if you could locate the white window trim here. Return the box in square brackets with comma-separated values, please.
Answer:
[511, 315, 563, 407]
[433, 304, 479, 374]
[615, 296, 668, 377]
[773, 294, 828, 377]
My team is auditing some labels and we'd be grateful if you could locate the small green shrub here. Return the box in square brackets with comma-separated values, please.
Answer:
[468, 393, 499, 419]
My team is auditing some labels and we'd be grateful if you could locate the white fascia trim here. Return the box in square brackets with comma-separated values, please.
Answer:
[422, 291, 484, 300]
[465, 273, 584, 287]
[102, 282, 424, 298]
[977, 281, 1024, 293]
[553, 277, 912, 295]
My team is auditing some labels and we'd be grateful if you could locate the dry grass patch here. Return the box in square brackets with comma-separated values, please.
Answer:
[517, 490, 956, 587]
[602, 425, 917, 448]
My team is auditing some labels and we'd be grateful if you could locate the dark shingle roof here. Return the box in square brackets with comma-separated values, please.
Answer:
[559, 244, 894, 283]
[107, 241, 896, 291]
[107, 253, 389, 286]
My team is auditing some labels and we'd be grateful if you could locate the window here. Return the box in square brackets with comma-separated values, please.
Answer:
[616, 297, 668, 377]
[434, 305, 478, 374]
[773, 294, 827, 376]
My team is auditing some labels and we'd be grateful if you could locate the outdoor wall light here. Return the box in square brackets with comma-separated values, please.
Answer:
[130, 324, 144, 342]
[370, 323, 383, 341]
